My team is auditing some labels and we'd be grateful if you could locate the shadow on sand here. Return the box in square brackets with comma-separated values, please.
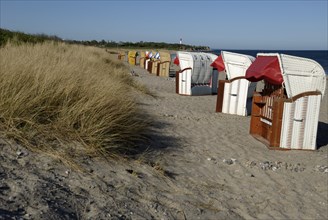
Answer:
[115, 111, 182, 159]
[317, 121, 328, 149]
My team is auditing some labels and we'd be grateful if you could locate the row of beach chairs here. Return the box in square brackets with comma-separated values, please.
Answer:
[173, 51, 326, 151]
[118, 50, 326, 151]
[118, 50, 173, 77]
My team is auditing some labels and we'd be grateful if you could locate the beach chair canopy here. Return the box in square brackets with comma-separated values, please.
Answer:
[176, 52, 193, 71]
[173, 56, 180, 66]
[154, 52, 160, 59]
[246, 53, 326, 98]
[146, 51, 153, 59]
[210, 55, 225, 72]
[245, 55, 283, 85]
[215, 51, 255, 79]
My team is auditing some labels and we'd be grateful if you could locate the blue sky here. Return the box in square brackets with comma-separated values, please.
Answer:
[0, 0, 327, 50]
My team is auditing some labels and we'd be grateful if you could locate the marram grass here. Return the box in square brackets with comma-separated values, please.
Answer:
[0, 42, 149, 167]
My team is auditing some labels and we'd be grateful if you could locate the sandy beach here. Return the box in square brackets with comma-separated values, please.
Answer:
[0, 59, 327, 220]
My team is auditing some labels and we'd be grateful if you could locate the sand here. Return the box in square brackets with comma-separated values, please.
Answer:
[0, 61, 327, 220]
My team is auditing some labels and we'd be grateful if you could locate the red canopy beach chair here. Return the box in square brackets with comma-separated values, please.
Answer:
[246, 53, 326, 150]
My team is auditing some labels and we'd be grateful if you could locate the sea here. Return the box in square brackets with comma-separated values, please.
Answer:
[211, 49, 328, 75]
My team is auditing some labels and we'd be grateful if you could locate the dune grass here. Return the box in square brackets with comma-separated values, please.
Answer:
[0, 42, 150, 167]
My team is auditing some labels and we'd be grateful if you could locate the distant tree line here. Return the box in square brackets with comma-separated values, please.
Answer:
[0, 28, 62, 46]
[0, 28, 210, 51]
[75, 40, 210, 51]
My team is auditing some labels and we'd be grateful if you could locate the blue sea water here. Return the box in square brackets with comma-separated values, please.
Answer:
[211, 49, 328, 75]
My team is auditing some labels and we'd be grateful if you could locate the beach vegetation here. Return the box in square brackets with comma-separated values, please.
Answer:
[0, 41, 150, 168]
[0, 28, 210, 51]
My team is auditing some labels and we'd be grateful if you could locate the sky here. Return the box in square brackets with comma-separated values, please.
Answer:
[0, 0, 327, 50]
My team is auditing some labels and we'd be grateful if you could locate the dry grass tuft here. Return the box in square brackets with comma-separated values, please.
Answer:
[0, 42, 150, 167]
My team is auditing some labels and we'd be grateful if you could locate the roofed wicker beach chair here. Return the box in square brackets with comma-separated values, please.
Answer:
[148, 52, 161, 74]
[123, 51, 128, 62]
[135, 51, 141, 66]
[246, 53, 326, 150]
[157, 51, 171, 77]
[145, 51, 154, 70]
[213, 51, 257, 116]
[170, 53, 180, 77]
[128, 50, 138, 65]
[139, 51, 146, 68]
[175, 51, 218, 96]
[118, 51, 126, 61]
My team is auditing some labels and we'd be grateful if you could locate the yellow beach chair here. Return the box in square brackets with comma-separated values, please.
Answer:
[128, 50, 137, 65]
[139, 51, 146, 68]
[157, 51, 171, 77]
[146, 51, 156, 73]
[118, 51, 128, 62]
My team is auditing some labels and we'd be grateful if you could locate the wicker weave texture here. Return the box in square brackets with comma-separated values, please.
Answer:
[222, 79, 251, 116]
[222, 51, 255, 79]
[280, 54, 326, 98]
[176, 52, 218, 96]
[280, 95, 321, 150]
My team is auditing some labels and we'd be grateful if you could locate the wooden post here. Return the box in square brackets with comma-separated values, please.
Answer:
[216, 80, 226, 112]
[144, 58, 147, 69]
[156, 63, 161, 76]
[147, 61, 153, 73]
[249, 92, 263, 136]
[270, 98, 285, 148]
[176, 71, 179, 94]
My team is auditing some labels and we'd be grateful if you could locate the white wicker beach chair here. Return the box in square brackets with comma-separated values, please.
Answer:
[247, 53, 326, 150]
[215, 51, 257, 116]
[145, 51, 153, 70]
[175, 52, 218, 96]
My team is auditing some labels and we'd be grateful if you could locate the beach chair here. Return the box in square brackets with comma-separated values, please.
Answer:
[169, 53, 180, 77]
[118, 51, 126, 61]
[128, 50, 138, 65]
[246, 53, 326, 150]
[135, 51, 140, 66]
[175, 52, 218, 96]
[145, 51, 153, 70]
[123, 51, 128, 62]
[213, 51, 257, 116]
[139, 51, 146, 68]
[148, 52, 161, 74]
[157, 51, 171, 77]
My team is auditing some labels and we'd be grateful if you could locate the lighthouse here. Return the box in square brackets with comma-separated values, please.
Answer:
[179, 38, 182, 45]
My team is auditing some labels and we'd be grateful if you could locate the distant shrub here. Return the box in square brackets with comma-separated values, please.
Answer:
[0, 28, 63, 47]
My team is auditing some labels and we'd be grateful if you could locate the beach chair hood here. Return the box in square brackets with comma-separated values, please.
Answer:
[221, 51, 255, 79]
[210, 55, 225, 72]
[173, 56, 180, 66]
[246, 53, 326, 98]
[245, 54, 283, 85]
